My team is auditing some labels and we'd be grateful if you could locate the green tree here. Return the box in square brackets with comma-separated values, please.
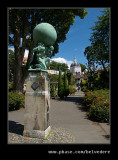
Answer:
[48, 74, 58, 92]
[64, 72, 70, 97]
[50, 83, 55, 97]
[84, 9, 110, 70]
[80, 63, 86, 72]
[67, 71, 74, 85]
[48, 74, 59, 83]
[47, 60, 69, 72]
[8, 49, 15, 81]
[8, 8, 88, 93]
[58, 70, 64, 99]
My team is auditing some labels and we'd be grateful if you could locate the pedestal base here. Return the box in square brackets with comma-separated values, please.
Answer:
[23, 126, 51, 139]
[23, 71, 50, 139]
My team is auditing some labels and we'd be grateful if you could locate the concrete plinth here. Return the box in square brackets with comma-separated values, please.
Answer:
[23, 71, 51, 139]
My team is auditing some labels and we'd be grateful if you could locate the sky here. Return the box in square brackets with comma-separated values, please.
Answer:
[52, 8, 106, 68]
[9, 8, 107, 68]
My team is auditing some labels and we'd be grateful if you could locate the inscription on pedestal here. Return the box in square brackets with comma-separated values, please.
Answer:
[31, 82, 39, 90]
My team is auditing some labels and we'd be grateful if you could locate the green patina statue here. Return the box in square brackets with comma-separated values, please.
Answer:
[29, 23, 57, 72]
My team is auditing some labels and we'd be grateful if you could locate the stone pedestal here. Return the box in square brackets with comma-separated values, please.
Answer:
[23, 71, 51, 139]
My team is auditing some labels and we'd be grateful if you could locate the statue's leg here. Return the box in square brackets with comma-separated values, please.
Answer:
[29, 65, 33, 69]
[35, 63, 45, 70]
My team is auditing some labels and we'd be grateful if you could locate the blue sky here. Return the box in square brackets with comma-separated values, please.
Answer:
[52, 8, 107, 67]
[9, 8, 107, 68]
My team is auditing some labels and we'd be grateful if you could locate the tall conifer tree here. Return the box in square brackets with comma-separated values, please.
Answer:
[58, 70, 64, 99]
[64, 72, 69, 97]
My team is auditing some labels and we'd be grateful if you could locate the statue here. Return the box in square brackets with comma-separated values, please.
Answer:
[23, 23, 57, 139]
[29, 23, 57, 72]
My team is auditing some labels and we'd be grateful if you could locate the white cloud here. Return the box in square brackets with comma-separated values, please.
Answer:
[51, 57, 73, 69]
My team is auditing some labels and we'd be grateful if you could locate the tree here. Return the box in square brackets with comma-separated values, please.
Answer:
[8, 8, 88, 93]
[47, 60, 69, 72]
[64, 72, 70, 97]
[58, 70, 64, 99]
[84, 9, 110, 71]
[8, 49, 15, 81]
[50, 83, 55, 98]
[67, 71, 74, 85]
[48, 74, 58, 94]
[79, 63, 86, 72]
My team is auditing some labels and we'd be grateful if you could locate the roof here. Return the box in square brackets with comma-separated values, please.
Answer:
[70, 62, 81, 67]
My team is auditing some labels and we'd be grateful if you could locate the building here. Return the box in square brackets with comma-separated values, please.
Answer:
[70, 57, 81, 76]
[47, 70, 64, 75]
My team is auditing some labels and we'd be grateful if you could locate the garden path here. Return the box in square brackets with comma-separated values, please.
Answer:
[8, 91, 110, 143]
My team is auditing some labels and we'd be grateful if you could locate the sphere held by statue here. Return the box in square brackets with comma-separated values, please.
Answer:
[33, 23, 57, 46]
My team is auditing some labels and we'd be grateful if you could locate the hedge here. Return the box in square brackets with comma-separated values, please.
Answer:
[84, 89, 110, 123]
[8, 92, 25, 111]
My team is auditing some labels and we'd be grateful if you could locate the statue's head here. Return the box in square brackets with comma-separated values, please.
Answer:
[33, 23, 57, 46]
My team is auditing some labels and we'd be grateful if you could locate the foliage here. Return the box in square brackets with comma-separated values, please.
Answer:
[84, 91, 96, 109]
[48, 74, 59, 83]
[8, 92, 25, 111]
[47, 60, 69, 72]
[67, 71, 74, 85]
[79, 63, 86, 72]
[50, 83, 55, 98]
[84, 9, 110, 71]
[81, 79, 88, 92]
[58, 70, 64, 99]
[84, 68, 109, 91]
[81, 86, 88, 92]
[8, 49, 15, 81]
[98, 70, 109, 89]
[88, 105, 109, 122]
[8, 8, 88, 93]
[64, 72, 70, 97]
[84, 89, 110, 122]
[48, 74, 58, 97]
[8, 81, 14, 91]
[69, 86, 76, 95]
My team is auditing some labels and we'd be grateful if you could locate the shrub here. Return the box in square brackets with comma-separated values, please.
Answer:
[88, 105, 109, 123]
[8, 92, 25, 111]
[81, 86, 88, 92]
[84, 91, 96, 109]
[81, 79, 88, 91]
[92, 97, 109, 108]
[69, 86, 76, 95]
[84, 89, 110, 122]
[8, 81, 14, 91]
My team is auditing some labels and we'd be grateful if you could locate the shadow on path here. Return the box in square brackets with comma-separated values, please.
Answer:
[56, 96, 88, 112]
[53, 96, 89, 120]
[8, 120, 24, 136]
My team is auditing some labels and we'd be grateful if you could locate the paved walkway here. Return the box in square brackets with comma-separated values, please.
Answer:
[50, 91, 110, 144]
[8, 91, 110, 144]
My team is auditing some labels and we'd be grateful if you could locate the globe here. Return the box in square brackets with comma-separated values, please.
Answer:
[33, 23, 57, 46]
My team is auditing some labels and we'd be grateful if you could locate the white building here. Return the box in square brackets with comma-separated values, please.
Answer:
[47, 70, 64, 75]
[70, 57, 81, 75]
